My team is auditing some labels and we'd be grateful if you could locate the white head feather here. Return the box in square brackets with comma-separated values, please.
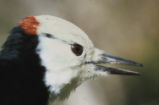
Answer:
[35, 15, 106, 96]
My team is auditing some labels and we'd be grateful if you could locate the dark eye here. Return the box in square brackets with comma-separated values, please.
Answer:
[45, 33, 52, 38]
[71, 43, 83, 56]
[44, 33, 56, 39]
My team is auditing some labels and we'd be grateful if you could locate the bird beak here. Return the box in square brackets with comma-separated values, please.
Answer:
[88, 49, 143, 76]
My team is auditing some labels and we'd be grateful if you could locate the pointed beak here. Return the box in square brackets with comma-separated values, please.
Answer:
[88, 51, 143, 76]
[101, 54, 143, 67]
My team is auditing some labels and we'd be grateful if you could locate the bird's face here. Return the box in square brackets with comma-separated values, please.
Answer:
[19, 15, 142, 95]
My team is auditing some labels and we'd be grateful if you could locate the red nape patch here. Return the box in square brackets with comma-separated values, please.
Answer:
[19, 16, 40, 35]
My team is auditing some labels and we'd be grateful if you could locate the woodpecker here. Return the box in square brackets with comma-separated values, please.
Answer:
[0, 15, 142, 105]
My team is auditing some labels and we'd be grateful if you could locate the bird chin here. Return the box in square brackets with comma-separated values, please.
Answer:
[48, 77, 82, 103]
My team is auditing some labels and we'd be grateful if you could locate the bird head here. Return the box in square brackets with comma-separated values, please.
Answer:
[18, 15, 142, 99]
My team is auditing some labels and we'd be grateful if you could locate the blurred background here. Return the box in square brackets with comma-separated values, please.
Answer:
[0, 0, 159, 105]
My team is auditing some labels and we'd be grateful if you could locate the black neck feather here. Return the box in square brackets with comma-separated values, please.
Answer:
[0, 26, 50, 105]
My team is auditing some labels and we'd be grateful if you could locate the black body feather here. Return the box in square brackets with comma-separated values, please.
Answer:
[0, 26, 49, 105]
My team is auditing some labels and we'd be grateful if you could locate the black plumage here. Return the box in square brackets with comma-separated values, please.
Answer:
[0, 26, 49, 105]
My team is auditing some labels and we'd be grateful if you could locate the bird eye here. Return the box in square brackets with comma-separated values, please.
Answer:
[71, 43, 83, 56]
